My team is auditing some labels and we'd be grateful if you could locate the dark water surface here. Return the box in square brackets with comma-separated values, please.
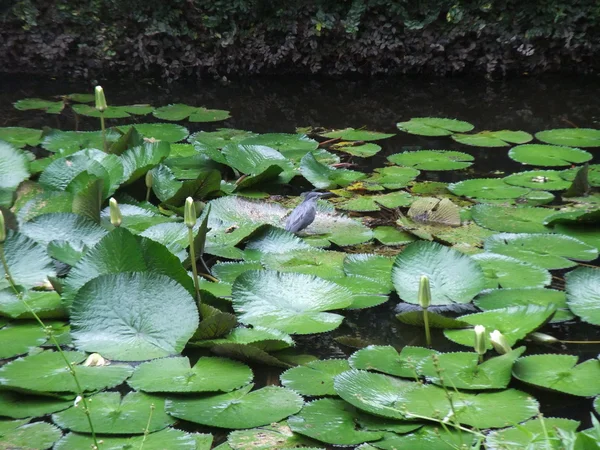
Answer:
[2, 73, 600, 431]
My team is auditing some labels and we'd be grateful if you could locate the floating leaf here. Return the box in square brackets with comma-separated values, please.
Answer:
[349, 345, 435, 378]
[71, 272, 199, 361]
[120, 140, 171, 184]
[0, 127, 42, 148]
[55, 428, 199, 450]
[391, 241, 484, 305]
[396, 117, 474, 136]
[14, 98, 64, 114]
[165, 384, 303, 429]
[232, 270, 352, 334]
[337, 191, 412, 212]
[0, 391, 71, 419]
[508, 144, 592, 167]
[554, 223, 600, 251]
[0, 419, 62, 449]
[321, 128, 394, 141]
[407, 197, 461, 226]
[561, 163, 600, 187]
[42, 129, 119, 153]
[472, 253, 551, 289]
[503, 170, 571, 190]
[280, 359, 350, 396]
[72, 103, 153, 118]
[448, 178, 529, 199]
[240, 133, 319, 158]
[189, 128, 257, 147]
[227, 422, 320, 450]
[332, 142, 382, 157]
[373, 226, 417, 245]
[153, 103, 230, 122]
[388, 150, 474, 171]
[0, 322, 49, 359]
[452, 130, 532, 147]
[363, 166, 420, 190]
[471, 204, 553, 233]
[370, 427, 473, 450]
[343, 254, 394, 291]
[0, 290, 64, 320]
[565, 267, 600, 325]
[0, 141, 29, 190]
[128, 356, 252, 393]
[485, 417, 580, 450]
[535, 128, 600, 147]
[513, 354, 600, 396]
[0, 231, 54, 291]
[288, 398, 384, 445]
[0, 350, 132, 394]
[117, 123, 189, 143]
[20, 212, 107, 248]
[300, 152, 365, 189]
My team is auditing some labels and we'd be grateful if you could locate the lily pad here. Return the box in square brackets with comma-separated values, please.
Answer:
[331, 142, 382, 157]
[343, 253, 395, 291]
[561, 164, 600, 187]
[452, 130, 533, 147]
[41, 129, 119, 153]
[71, 272, 199, 361]
[373, 226, 417, 245]
[232, 270, 352, 334]
[120, 141, 171, 185]
[128, 356, 253, 393]
[0, 141, 29, 190]
[300, 153, 365, 189]
[0, 419, 62, 450]
[391, 241, 484, 305]
[72, 103, 154, 118]
[117, 123, 189, 143]
[227, 422, 320, 450]
[0, 391, 72, 419]
[20, 212, 107, 248]
[321, 128, 395, 141]
[240, 134, 319, 156]
[485, 417, 580, 450]
[189, 128, 257, 147]
[337, 191, 413, 212]
[503, 170, 571, 190]
[363, 166, 420, 190]
[54, 428, 200, 450]
[370, 427, 474, 450]
[471, 204, 554, 233]
[513, 354, 600, 396]
[0, 322, 49, 359]
[565, 267, 600, 325]
[0, 231, 54, 291]
[0, 127, 42, 148]
[508, 144, 592, 167]
[165, 384, 303, 429]
[280, 359, 351, 396]
[349, 345, 436, 378]
[14, 98, 64, 114]
[535, 128, 600, 147]
[448, 178, 530, 199]
[388, 150, 474, 171]
[153, 103, 231, 122]
[472, 253, 551, 289]
[396, 117, 474, 136]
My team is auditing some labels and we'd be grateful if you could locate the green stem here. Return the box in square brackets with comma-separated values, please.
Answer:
[0, 244, 99, 447]
[423, 307, 431, 347]
[100, 112, 107, 152]
[187, 227, 202, 315]
[145, 186, 151, 203]
[560, 340, 600, 344]
[139, 403, 155, 450]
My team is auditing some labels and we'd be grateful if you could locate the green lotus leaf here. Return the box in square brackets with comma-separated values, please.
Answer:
[388, 150, 474, 171]
[373, 226, 417, 245]
[153, 103, 230, 122]
[62, 227, 194, 306]
[41, 129, 120, 153]
[138, 222, 189, 260]
[561, 163, 600, 187]
[332, 142, 382, 157]
[397, 117, 474, 136]
[0, 286, 64, 320]
[355, 416, 422, 435]
[20, 212, 107, 249]
[0, 391, 71, 419]
[475, 288, 573, 322]
[472, 252, 551, 289]
[72, 103, 153, 118]
[565, 267, 600, 325]
[343, 253, 394, 291]
[536, 128, 600, 147]
[322, 128, 395, 141]
[444, 304, 556, 348]
[471, 204, 554, 233]
[0, 350, 132, 394]
[417, 347, 525, 390]
[391, 241, 484, 305]
[222, 144, 295, 182]
[0, 141, 29, 190]
[71, 272, 199, 361]
[280, 359, 350, 396]
[212, 261, 264, 284]
[337, 191, 412, 212]
[116, 123, 188, 143]
[508, 144, 592, 166]
[300, 152, 365, 189]
[100, 203, 177, 234]
[330, 275, 389, 309]
[151, 164, 220, 204]
[544, 208, 600, 226]
[165, 384, 303, 429]
[449, 178, 530, 199]
[232, 270, 352, 334]
[189, 128, 257, 147]
[349, 345, 436, 378]
[513, 354, 600, 396]
[244, 225, 312, 258]
[451, 130, 533, 147]
[193, 326, 294, 352]
[0, 127, 42, 148]
[0, 231, 55, 291]
[503, 170, 571, 190]
[554, 223, 600, 251]
[14, 97, 64, 114]
[128, 356, 252, 393]
[308, 202, 373, 246]
[0, 419, 62, 450]
[483, 232, 597, 269]
[259, 248, 346, 279]
[0, 321, 49, 359]
[485, 417, 580, 450]
[240, 133, 319, 157]
[288, 398, 384, 445]
[395, 310, 470, 328]
[369, 427, 474, 450]
[62, 93, 94, 103]
[53, 391, 173, 434]
[119, 140, 171, 184]
[363, 166, 421, 190]
[227, 422, 321, 450]
[54, 428, 200, 450]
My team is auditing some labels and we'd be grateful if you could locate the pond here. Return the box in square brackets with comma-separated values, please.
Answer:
[0, 73, 599, 449]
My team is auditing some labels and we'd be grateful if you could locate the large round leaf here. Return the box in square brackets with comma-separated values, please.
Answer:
[227, 422, 320, 449]
[288, 398, 383, 445]
[396, 118, 474, 136]
[232, 270, 352, 334]
[0, 231, 54, 291]
[165, 384, 303, 429]
[370, 426, 473, 450]
[55, 428, 199, 450]
[300, 152, 365, 189]
[471, 204, 553, 233]
[41, 129, 119, 153]
[240, 133, 319, 156]
[503, 170, 571, 190]
[483, 232, 598, 269]
[513, 354, 600, 396]
[117, 123, 189, 142]
[128, 356, 252, 393]
[72, 104, 153, 118]
[448, 178, 529, 199]
[321, 128, 394, 141]
[451, 130, 532, 147]
[71, 272, 199, 361]
[472, 253, 551, 289]
[0, 391, 71, 419]
[565, 267, 600, 325]
[486, 417, 580, 450]
[0, 127, 42, 148]
[349, 345, 436, 378]
[0, 290, 65, 320]
[475, 288, 572, 322]
[20, 212, 107, 248]
[189, 128, 257, 147]
[388, 150, 473, 171]
[508, 144, 592, 166]
[153, 103, 230, 122]
[0, 419, 62, 450]
[391, 241, 484, 305]
[535, 128, 600, 147]
[0, 141, 29, 190]
[0, 350, 132, 394]
[280, 359, 350, 396]
[52, 391, 174, 434]
[0, 322, 48, 359]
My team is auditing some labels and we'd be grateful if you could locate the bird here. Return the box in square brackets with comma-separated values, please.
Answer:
[285, 192, 330, 233]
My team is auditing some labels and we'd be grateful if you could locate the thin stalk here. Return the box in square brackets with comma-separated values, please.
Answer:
[402, 410, 485, 437]
[200, 272, 219, 283]
[560, 340, 600, 344]
[0, 244, 99, 447]
[187, 227, 202, 312]
[100, 112, 107, 152]
[145, 186, 151, 202]
[538, 414, 551, 450]
[423, 307, 431, 347]
[138, 403, 156, 450]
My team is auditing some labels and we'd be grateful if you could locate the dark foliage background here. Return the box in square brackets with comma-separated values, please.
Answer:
[1, 0, 599, 80]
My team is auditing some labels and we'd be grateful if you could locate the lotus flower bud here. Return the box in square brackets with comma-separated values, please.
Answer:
[489, 330, 511, 355]
[0, 210, 5, 244]
[74, 395, 83, 407]
[83, 353, 108, 367]
[418, 275, 431, 309]
[94, 86, 107, 112]
[474, 325, 487, 355]
[109, 198, 122, 228]
[145, 170, 153, 189]
[528, 332, 559, 344]
[184, 197, 196, 229]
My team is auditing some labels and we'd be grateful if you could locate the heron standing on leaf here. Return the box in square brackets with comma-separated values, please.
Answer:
[285, 192, 331, 233]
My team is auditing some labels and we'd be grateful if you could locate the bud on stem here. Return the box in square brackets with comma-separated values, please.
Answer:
[184, 197, 196, 229]
[0, 210, 5, 244]
[109, 198, 122, 228]
[474, 325, 487, 361]
[489, 330, 512, 355]
[94, 86, 107, 112]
